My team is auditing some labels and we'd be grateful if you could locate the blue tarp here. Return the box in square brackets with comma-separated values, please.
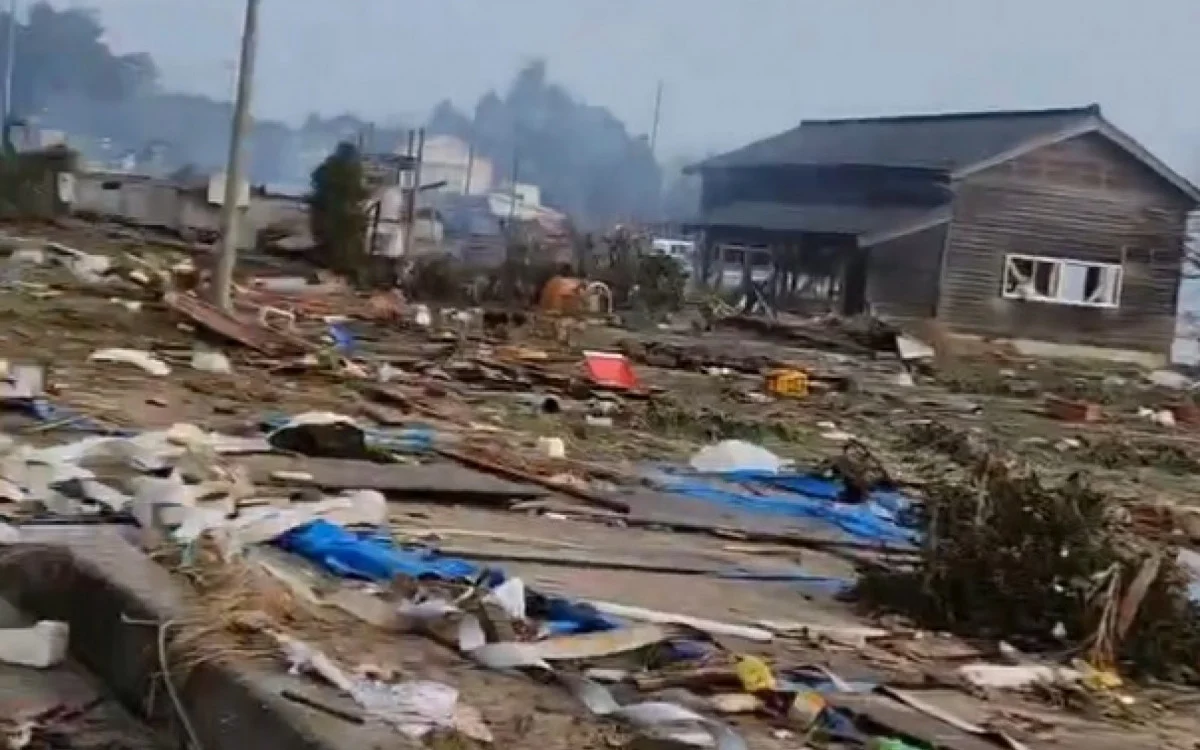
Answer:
[657, 470, 918, 548]
[276, 520, 617, 634]
[278, 519, 495, 583]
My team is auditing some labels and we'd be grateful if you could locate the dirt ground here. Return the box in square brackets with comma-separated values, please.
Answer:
[4, 223, 1200, 749]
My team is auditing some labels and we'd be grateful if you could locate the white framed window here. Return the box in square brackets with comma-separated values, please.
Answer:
[1001, 254, 1122, 308]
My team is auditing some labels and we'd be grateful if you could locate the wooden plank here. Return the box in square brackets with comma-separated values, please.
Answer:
[240, 455, 547, 501]
[827, 692, 1002, 750]
[435, 447, 630, 514]
[431, 545, 741, 577]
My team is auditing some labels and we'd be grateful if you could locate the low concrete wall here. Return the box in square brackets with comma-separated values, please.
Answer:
[0, 526, 406, 750]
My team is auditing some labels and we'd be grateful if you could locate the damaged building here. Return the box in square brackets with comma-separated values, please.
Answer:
[687, 104, 1200, 363]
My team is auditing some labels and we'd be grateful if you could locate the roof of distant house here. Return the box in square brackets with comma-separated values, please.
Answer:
[691, 104, 1200, 203]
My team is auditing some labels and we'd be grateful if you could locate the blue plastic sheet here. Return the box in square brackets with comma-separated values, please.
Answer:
[278, 519, 496, 583]
[17, 397, 133, 435]
[276, 520, 618, 635]
[328, 324, 356, 354]
[657, 470, 918, 548]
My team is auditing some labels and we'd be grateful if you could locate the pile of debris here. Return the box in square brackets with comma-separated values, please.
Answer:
[1077, 435, 1200, 475]
[858, 456, 1200, 682]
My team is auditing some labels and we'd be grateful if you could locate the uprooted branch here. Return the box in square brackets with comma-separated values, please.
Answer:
[858, 456, 1200, 682]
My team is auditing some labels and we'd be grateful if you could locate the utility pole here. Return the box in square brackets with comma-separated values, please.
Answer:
[2, 0, 18, 151]
[649, 80, 664, 158]
[463, 139, 475, 195]
[401, 128, 424, 257]
[212, 0, 261, 311]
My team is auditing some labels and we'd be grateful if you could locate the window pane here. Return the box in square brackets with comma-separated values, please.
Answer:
[1032, 261, 1056, 296]
[1004, 258, 1032, 294]
[1083, 266, 1103, 303]
[1060, 263, 1089, 302]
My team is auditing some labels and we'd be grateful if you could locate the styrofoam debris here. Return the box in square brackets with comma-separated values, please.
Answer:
[957, 663, 1082, 689]
[191, 347, 232, 374]
[89, 348, 170, 377]
[536, 437, 567, 460]
[0, 621, 69, 669]
[689, 440, 787, 474]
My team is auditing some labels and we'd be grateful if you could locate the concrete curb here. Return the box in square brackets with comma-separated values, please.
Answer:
[0, 526, 406, 750]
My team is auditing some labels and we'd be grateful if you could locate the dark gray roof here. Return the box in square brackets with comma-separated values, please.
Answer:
[689, 201, 937, 235]
[696, 105, 1100, 171]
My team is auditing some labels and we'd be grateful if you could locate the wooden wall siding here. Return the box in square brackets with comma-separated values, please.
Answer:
[983, 133, 1193, 209]
[940, 133, 1189, 354]
[866, 223, 946, 321]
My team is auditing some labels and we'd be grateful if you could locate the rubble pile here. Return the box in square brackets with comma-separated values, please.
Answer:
[1077, 435, 1200, 474]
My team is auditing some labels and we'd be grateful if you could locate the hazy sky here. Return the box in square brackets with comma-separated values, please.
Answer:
[51, 0, 1200, 172]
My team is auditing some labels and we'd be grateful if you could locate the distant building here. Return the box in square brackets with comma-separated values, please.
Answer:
[67, 170, 306, 250]
[418, 135, 494, 196]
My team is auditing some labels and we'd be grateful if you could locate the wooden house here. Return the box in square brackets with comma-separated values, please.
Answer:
[687, 105, 1200, 361]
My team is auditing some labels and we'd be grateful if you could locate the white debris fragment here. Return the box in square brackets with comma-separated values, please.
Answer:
[895, 334, 935, 363]
[1148, 370, 1192, 390]
[1155, 409, 1177, 428]
[821, 430, 857, 443]
[190, 347, 232, 374]
[958, 663, 1081, 689]
[536, 436, 567, 460]
[0, 522, 19, 544]
[9, 248, 46, 266]
[689, 440, 788, 474]
[350, 679, 459, 739]
[89, 348, 170, 377]
[0, 621, 69, 669]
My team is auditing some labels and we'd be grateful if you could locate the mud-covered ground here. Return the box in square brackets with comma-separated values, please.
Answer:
[4, 223, 1200, 749]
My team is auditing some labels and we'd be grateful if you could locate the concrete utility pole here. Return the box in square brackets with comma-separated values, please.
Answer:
[649, 80, 664, 158]
[2, 0, 18, 147]
[213, 0, 261, 311]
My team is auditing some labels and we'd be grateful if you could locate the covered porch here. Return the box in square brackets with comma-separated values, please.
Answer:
[686, 202, 933, 316]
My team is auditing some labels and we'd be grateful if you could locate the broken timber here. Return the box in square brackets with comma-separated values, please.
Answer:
[243, 455, 547, 501]
[435, 447, 631, 514]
